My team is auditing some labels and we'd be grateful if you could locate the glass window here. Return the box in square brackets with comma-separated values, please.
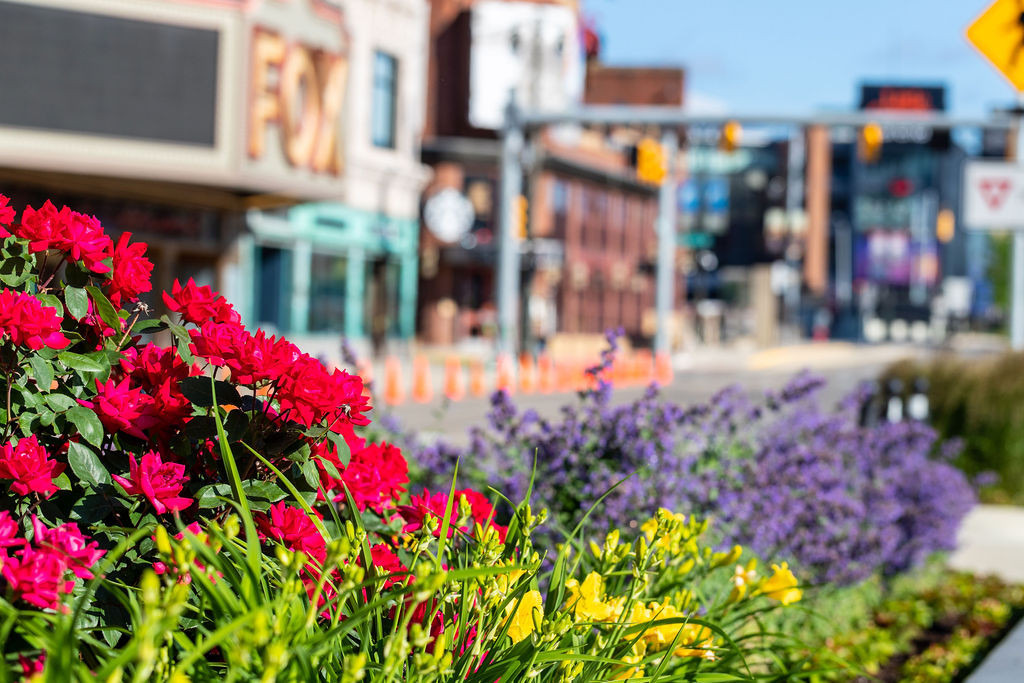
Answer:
[255, 246, 291, 333]
[365, 258, 401, 339]
[308, 253, 348, 332]
[371, 51, 398, 149]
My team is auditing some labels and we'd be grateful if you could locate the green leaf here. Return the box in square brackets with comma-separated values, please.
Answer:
[195, 484, 234, 509]
[0, 253, 32, 288]
[299, 459, 319, 489]
[67, 442, 111, 487]
[58, 352, 104, 374]
[64, 286, 89, 320]
[27, 355, 53, 390]
[130, 318, 167, 335]
[179, 377, 242, 408]
[242, 479, 287, 510]
[37, 293, 64, 317]
[45, 393, 78, 411]
[326, 430, 352, 466]
[65, 405, 105, 447]
[84, 285, 121, 333]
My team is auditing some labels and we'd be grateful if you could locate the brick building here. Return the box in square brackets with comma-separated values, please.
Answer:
[417, 0, 686, 352]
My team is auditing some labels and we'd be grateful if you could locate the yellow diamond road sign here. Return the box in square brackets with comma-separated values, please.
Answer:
[967, 0, 1024, 91]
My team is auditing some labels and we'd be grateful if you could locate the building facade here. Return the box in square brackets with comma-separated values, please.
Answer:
[417, 0, 686, 352]
[0, 0, 429, 361]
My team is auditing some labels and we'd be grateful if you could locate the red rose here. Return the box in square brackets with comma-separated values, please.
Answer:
[0, 436, 65, 498]
[0, 290, 70, 351]
[163, 278, 238, 326]
[106, 232, 153, 307]
[111, 451, 192, 515]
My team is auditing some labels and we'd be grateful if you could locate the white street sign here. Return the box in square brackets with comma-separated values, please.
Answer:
[964, 160, 1024, 230]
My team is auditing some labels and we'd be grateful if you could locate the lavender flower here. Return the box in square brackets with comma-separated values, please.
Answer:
[389, 334, 976, 586]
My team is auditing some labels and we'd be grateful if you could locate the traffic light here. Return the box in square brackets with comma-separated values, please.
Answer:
[720, 120, 742, 152]
[635, 137, 667, 185]
[859, 123, 883, 163]
[515, 195, 528, 241]
[936, 208, 955, 244]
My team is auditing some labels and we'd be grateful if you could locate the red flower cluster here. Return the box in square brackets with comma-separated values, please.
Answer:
[188, 318, 371, 430]
[111, 452, 192, 515]
[107, 232, 153, 308]
[0, 436, 65, 498]
[163, 278, 239, 325]
[120, 344, 199, 427]
[0, 290, 69, 351]
[2, 201, 153, 309]
[13, 201, 111, 273]
[256, 502, 327, 565]
[399, 488, 506, 541]
[0, 512, 104, 610]
[312, 439, 409, 513]
[79, 377, 160, 439]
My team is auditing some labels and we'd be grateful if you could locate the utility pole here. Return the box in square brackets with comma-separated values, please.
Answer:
[1013, 100, 1024, 350]
[498, 96, 524, 356]
[654, 129, 679, 354]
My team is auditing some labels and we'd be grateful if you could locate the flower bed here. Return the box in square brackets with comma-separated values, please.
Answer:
[0, 194, 821, 680]
[807, 569, 1024, 681]
[398, 332, 976, 587]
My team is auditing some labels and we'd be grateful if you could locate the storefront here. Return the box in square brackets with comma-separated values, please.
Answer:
[0, 0, 428, 360]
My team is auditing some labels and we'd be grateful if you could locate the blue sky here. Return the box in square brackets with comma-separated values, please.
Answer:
[583, 0, 1016, 117]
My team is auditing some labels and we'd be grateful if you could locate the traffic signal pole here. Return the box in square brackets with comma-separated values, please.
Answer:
[497, 97, 525, 356]
[654, 129, 678, 355]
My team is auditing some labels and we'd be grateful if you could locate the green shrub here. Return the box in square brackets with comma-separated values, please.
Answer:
[884, 353, 1024, 502]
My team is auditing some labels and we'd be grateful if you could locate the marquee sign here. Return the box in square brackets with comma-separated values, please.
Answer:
[0, 0, 353, 201]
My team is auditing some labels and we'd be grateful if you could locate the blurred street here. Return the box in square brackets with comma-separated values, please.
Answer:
[381, 341, 932, 439]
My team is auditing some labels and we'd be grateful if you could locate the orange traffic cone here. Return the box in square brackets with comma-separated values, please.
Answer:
[383, 356, 405, 406]
[411, 355, 433, 403]
[469, 359, 487, 397]
[611, 356, 628, 386]
[537, 353, 555, 393]
[495, 354, 515, 394]
[443, 356, 465, 402]
[654, 351, 673, 386]
[518, 353, 536, 394]
[634, 349, 653, 385]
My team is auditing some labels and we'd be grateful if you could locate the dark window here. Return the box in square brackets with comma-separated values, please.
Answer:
[308, 253, 348, 332]
[371, 51, 398, 148]
[256, 246, 291, 333]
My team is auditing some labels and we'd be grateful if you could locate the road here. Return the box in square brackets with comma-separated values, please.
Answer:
[377, 342, 922, 441]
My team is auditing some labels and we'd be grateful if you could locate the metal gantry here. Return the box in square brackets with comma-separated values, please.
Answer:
[496, 101, 1017, 356]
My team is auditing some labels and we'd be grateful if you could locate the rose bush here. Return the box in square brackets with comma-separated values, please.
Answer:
[0, 194, 813, 681]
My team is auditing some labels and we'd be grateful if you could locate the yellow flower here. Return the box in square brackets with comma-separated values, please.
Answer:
[729, 559, 758, 601]
[565, 572, 618, 622]
[640, 508, 687, 549]
[505, 590, 543, 643]
[642, 601, 685, 649]
[711, 544, 743, 569]
[760, 562, 802, 605]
